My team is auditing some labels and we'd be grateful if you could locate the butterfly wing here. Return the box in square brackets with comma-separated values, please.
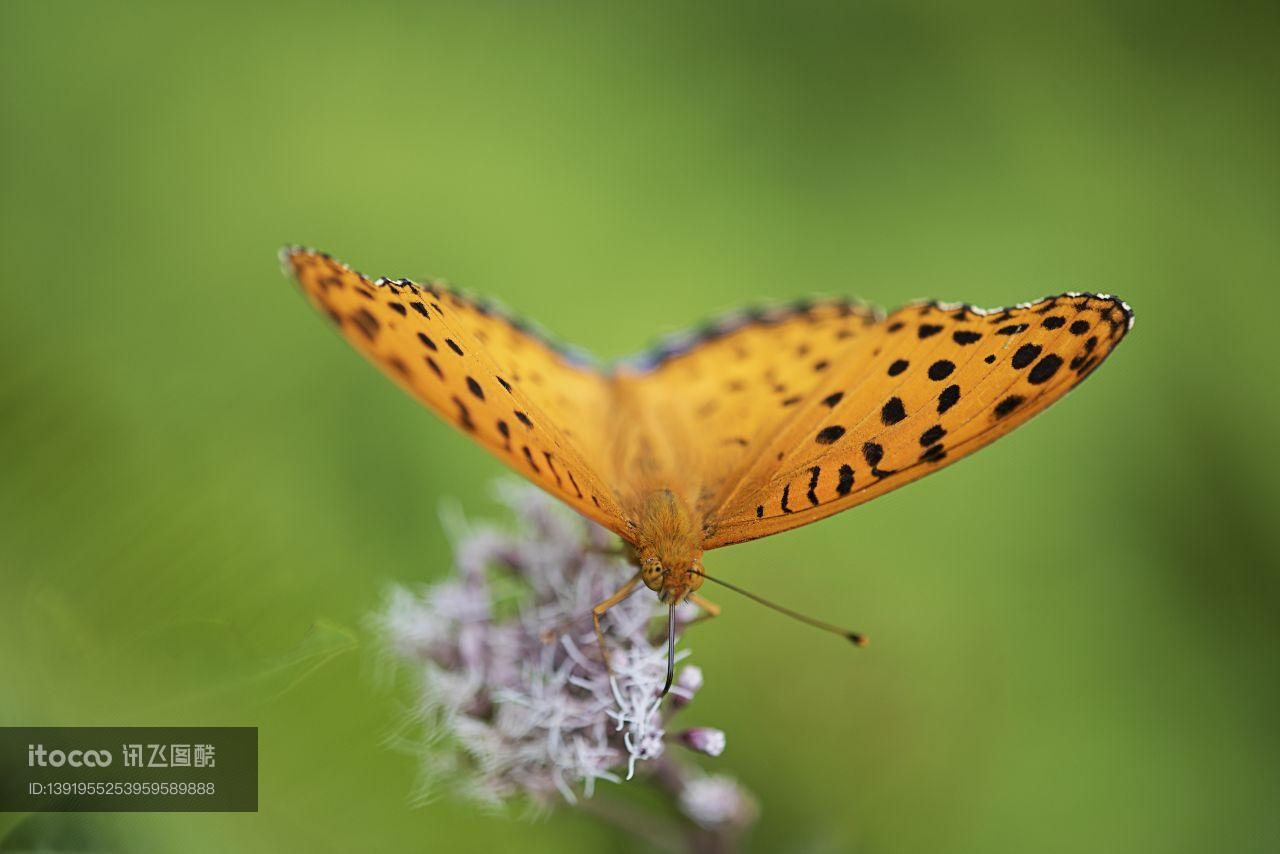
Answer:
[282, 248, 629, 535]
[623, 294, 1131, 549]
[609, 299, 884, 521]
[285, 248, 1132, 550]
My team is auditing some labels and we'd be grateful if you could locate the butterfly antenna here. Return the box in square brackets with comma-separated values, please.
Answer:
[662, 604, 676, 696]
[696, 571, 868, 647]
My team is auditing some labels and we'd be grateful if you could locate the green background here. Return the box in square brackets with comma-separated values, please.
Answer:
[2, 1, 1277, 851]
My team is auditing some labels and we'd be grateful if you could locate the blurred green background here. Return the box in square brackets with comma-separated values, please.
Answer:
[2, 1, 1278, 851]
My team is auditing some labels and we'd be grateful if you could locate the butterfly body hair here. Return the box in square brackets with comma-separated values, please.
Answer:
[634, 489, 705, 605]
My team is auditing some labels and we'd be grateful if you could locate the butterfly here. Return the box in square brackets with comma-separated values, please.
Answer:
[281, 246, 1133, 691]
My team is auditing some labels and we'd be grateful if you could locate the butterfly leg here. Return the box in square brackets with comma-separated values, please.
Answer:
[684, 593, 721, 629]
[593, 571, 643, 677]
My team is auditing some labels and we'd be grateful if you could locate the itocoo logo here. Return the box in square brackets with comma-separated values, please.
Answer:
[27, 744, 113, 767]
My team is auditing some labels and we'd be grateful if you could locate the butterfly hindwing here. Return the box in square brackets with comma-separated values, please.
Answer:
[700, 294, 1132, 547]
[282, 248, 629, 535]
[610, 299, 883, 518]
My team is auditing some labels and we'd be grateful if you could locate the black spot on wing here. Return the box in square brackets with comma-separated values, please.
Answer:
[806, 466, 821, 505]
[816, 426, 846, 444]
[837, 464, 854, 495]
[542, 451, 562, 487]
[928, 360, 955, 381]
[451, 396, 476, 432]
[1028, 354, 1064, 384]
[937, 384, 960, 414]
[1070, 336, 1098, 370]
[350, 308, 379, 341]
[1011, 343, 1042, 369]
[919, 424, 947, 446]
[862, 442, 883, 467]
[919, 444, 947, 462]
[881, 397, 907, 425]
[994, 395, 1024, 418]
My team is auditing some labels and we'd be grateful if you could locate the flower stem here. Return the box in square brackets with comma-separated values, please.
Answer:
[577, 796, 685, 852]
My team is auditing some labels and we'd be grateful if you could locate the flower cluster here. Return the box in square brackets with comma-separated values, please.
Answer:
[379, 481, 755, 836]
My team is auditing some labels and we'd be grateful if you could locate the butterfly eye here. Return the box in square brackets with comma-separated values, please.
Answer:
[687, 560, 706, 590]
[640, 557, 663, 586]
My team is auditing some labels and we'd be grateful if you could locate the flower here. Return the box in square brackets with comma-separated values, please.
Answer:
[678, 774, 760, 830]
[378, 481, 736, 809]
[678, 727, 727, 757]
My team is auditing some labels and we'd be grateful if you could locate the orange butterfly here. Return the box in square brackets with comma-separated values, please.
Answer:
[282, 247, 1132, 690]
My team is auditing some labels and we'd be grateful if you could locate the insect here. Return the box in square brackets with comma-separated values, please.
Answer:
[282, 247, 1133, 692]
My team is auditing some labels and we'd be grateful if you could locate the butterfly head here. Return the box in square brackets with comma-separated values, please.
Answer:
[634, 489, 705, 604]
[638, 551, 705, 604]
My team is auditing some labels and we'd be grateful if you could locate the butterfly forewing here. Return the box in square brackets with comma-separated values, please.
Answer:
[700, 294, 1131, 547]
[283, 248, 629, 534]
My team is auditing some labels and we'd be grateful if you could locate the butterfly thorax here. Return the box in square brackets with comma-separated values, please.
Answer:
[633, 489, 705, 605]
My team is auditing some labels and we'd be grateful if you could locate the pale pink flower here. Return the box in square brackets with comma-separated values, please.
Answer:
[379, 481, 757, 846]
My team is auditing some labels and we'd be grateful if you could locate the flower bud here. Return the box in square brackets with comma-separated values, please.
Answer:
[678, 727, 726, 757]
[678, 774, 759, 829]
